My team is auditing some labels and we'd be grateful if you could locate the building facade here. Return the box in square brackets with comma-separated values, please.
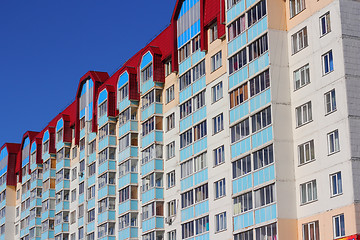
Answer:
[1, 0, 360, 239]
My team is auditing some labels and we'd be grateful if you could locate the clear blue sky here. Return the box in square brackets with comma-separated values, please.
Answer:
[0, 1, 176, 146]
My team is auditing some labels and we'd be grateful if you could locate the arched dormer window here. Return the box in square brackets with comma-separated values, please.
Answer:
[98, 89, 108, 119]
[140, 52, 153, 85]
[117, 72, 129, 108]
[56, 119, 64, 143]
[43, 131, 50, 154]
[30, 142, 37, 165]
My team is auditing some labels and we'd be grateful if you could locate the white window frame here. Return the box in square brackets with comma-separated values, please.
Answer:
[166, 113, 175, 132]
[300, 180, 317, 205]
[324, 89, 336, 114]
[209, 23, 218, 43]
[296, 101, 312, 127]
[293, 64, 310, 90]
[166, 85, 175, 104]
[167, 171, 175, 189]
[302, 221, 319, 240]
[167, 141, 175, 160]
[322, 50, 334, 75]
[214, 145, 225, 166]
[215, 212, 227, 232]
[330, 172, 343, 197]
[291, 27, 308, 54]
[333, 214, 345, 238]
[211, 51, 222, 72]
[290, 0, 305, 18]
[214, 178, 226, 199]
[320, 12, 331, 37]
[298, 140, 315, 165]
[327, 129, 340, 154]
[213, 113, 224, 134]
[212, 82, 223, 103]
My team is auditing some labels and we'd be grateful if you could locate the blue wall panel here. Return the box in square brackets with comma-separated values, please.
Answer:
[180, 86, 192, 104]
[248, 52, 269, 77]
[194, 168, 208, 186]
[232, 174, 253, 195]
[227, 0, 246, 23]
[247, 16, 268, 42]
[229, 66, 248, 90]
[194, 200, 209, 217]
[231, 137, 251, 159]
[253, 164, 275, 186]
[251, 126, 273, 149]
[179, 57, 192, 76]
[192, 76, 206, 95]
[255, 204, 277, 224]
[192, 50, 206, 66]
[228, 32, 247, 56]
[193, 137, 207, 155]
[181, 175, 194, 191]
[180, 145, 193, 162]
[193, 107, 206, 125]
[180, 115, 193, 132]
[181, 206, 195, 222]
[250, 88, 271, 113]
[233, 211, 254, 231]
[230, 101, 249, 124]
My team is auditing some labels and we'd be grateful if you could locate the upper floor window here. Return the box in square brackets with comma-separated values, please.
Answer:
[250, 69, 270, 97]
[320, 12, 331, 36]
[209, 23, 218, 43]
[290, 0, 305, 18]
[165, 60, 172, 77]
[167, 141, 175, 160]
[56, 128, 63, 143]
[328, 129, 340, 154]
[296, 102, 312, 127]
[247, 0, 266, 28]
[167, 171, 175, 189]
[294, 64, 310, 90]
[214, 179, 226, 199]
[193, 90, 206, 111]
[179, 42, 191, 63]
[302, 221, 319, 240]
[214, 145, 225, 166]
[211, 51, 222, 72]
[229, 48, 247, 74]
[142, 117, 155, 136]
[330, 172, 343, 197]
[333, 214, 345, 238]
[232, 155, 251, 179]
[180, 99, 192, 119]
[98, 100, 107, 118]
[215, 212, 227, 232]
[166, 85, 175, 104]
[228, 15, 245, 42]
[141, 90, 155, 110]
[180, 129, 192, 149]
[213, 114, 224, 135]
[292, 27, 308, 54]
[230, 118, 250, 143]
[230, 83, 248, 109]
[248, 34, 268, 61]
[193, 121, 207, 141]
[253, 144, 273, 170]
[142, 64, 153, 83]
[325, 89, 336, 114]
[193, 60, 205, 82]
[227, 0, 241, 9]
[322, 50, 334, 75]
[80, 117, 85, 130]
[233, 192, 252, 215]
[251, 107, 272, 133]
[212, 82, 223, 103]
[298, 140, 315, 165]
[166, 113, 175, 132]
[300, 180, 317, 204]
[192, 35, 201, 53]
[179, 70, 192, 91]
[43, 140, 49, 154]
[118, 84, 128, 102]
[255, 184, 275, 208]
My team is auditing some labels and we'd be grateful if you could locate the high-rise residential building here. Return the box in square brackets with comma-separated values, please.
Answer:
[1, 0, 360, 239]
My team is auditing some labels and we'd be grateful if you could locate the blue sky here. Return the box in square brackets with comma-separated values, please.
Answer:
[0, 1, 176, 146]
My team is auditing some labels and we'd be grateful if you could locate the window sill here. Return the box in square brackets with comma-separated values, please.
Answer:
[296, 120, 313, 129]
[298, 158, 316, 167]
[291, 45, 308, 56]
[330, 192, 343, 199]
[325, 108, 337, 116]
[293, 82, 310, 92]
[320, 30, 331, 38]
[214, 195, 226, 201]
[215, 229, 227, 234]
[214, 161, 225, 168]
[322, 69, 334, 77]
[300, 199, 318, 206]
[211, 65, 223, 74]
[328, 149, 340, 156]
[212, 129, 224, 136]
[290, 8, 306, 19]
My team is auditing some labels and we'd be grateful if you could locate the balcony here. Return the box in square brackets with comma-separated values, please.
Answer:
[180, 144, 193, 162]
[54, 223, 69, 234]
[181, 206, 194, 222]
[232, 174, 252, 195]
[118, 200, 138, 215]
[118, 227, 138, 240]
[141, 159, 163, 176]
[42, 189, 56, 200]
[43, 169, 56, 181]
[141, 187, 163, 204]
[231, 137, 251, 160]
[234, 211, 254, 231]
[29, 217, 41, 227]
[228, 31, 247, 56]
[88, 175, 96, 186]
[248, 16, 268, 42]
[118, 98, 130, 113]
[229, 66, 248, 89]
[230, 101, 249, 124]
[30, 198, 42, 208]
[194, 200, 209, 218]
[142, 216, 164, 233]
[193, 137, 207, 155]
[55, 201, 69, 213]
[141, 103, 162, 121]
[98, 210, 116, 224]
[251, 126, 273, 149]
[98, 136, 116, 152]
[98, 160, 116, 175]
[226, 0, 245, 23]
[248, 52, 269, 78]
[41, 209, 55, 221]
[141, 131, 163, 149]
[98, 185, 116, 199]
[180, 115, 193, 132]
[41, 230, 54, 240]
[192, 76, 206, 95]
[56, 158, 70, 170]
[118, 173, 138, 189]
[118, 146, 138, 163]
[250, 88, 271, 113]
[98, 115, 109, 127]
[119, 121, 138, 137]
[179, 85, 192, 104]
[141, 77, 154, 94]
[253, 164, 275, 187]
[88, 152, 96, 164]
[55, 179, 70, 192]
[30, 179, 43, 190]
[193, 106, 206, 125]
[254, 203, 277, 224]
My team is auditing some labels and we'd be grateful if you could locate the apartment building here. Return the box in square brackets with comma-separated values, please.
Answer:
[1, 0, 360, 239]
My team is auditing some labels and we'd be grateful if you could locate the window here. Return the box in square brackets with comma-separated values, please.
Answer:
[212, 82, 223, 103]
[98, 100, 107, 118]
[142, 90, 155, 110]
[193, 90, 205, 111]
[302, 221, 319, 240]
[192, 35, 201, 53]
[118, 187, 130, 203]
[119, 134, 130, 153]
[180, 99, 192, 119]
[330, 172, 343, 197]
[322, 50, 334, 75]
[228, 15, 245, 41]
[141, 144, 162, 165]
[255, 184, 275, 208]
[166, 113, 175, 131]
[142, 117, 155, 136]
[193, 121, 207, 141]
[296, 102, 312, 127]
[78, 227, 84, 240]
[179, 42, 190, 63]
[333, 214, 345, 238]
[193, 60, 205, 82]
[290, 0, 305, 18]
[194, 152, 207, 172]
[209, 23, 218, 43]
[179, 70, 192, 91]
[233, 192, 252, 215]
[232, 155, 251, 179]
[256, 223, 277, 240]
[71, 189, 77, 202]
[229, 48, 247, 74]
[79, 182, 84, 195]
[80, 160, 85, 173]
[234, 230, 253, 240]
[80, 117, 85, 130]
[230, 118, 250, 143]
[88, 140, 96, 155]
[320, 12, 331, 36]
[325, 89, 336, 114]
[195, 184, 208, 203]
[294, 64, 310, 90]
[214, 179, 226, 199]
[328, 129, 340, 154]
[167, 200, 176, 217]
[181, 159, 193, 179]
[253, 144, 273, 170]
[211, 51, 222, 71]
[292, 27, 308, 54]
[230, 83, 248, 109]
[87, 185, 95, 200]
[167, 142, 175, 160]
[165, 60, 172, 77]
[212, 114, 224, 134]
[182, 221, 194, 239]
[215, 212, 226, 232]
[248, 34, 268, 61]
[56, 128, 63, 143]
[227, 0, 241, 9]
[142, 64, 153, 83]
[214, 145, 225, 166]
[70, 211, 76, 224]
[118, 83, 128, 102]
[167, 171, 175, 188]
[168, 230, 176, 240]
[166, 85, 174, 104]
[181, 190, 194, 208]
[300, 180, 317, 204]
[251, 106, 271, 132]
[78, 205, 84, 219]
[87, 209, 95, 222]
[180, 129, 192, 149]
[298, 140, 315, 165]
[195, 216, 209, 235]
[247, 0, 266, 27]
[72, 147, 77, 159]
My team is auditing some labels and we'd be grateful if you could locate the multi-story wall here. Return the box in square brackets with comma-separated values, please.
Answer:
[1, 0, 360, 239]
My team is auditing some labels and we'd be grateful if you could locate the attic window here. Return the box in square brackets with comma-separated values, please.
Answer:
[142, 64, 153, 83]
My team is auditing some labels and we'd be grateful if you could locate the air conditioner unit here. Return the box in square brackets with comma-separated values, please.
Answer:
[78, 172, 84, 177]
[165, 217, 173, 225]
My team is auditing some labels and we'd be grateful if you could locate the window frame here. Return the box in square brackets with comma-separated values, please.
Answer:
[300, 180, 317, 205]
[322, 50, 334, 75]
[211, 51, 222, 72]
[324, 89, 336, 115]
[296, 101, 312, 127]
[333, 214, 345, 238]
[330, 172, 343, 197]
[291, 27, 308, 54]
[327, 129, 340, 155]
[213, 113, 224, 135]
[320, 12, 331, 37]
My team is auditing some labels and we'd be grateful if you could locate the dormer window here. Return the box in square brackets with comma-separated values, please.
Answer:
[43, 140, 49, 154]
[118, 84, 128, 102]
[56, 128, 63, 143]
[80, 117, 85, 130]
[142, 64, 153, 83]
[99, 100, 108, 118]
[30, 151, 36, 164]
